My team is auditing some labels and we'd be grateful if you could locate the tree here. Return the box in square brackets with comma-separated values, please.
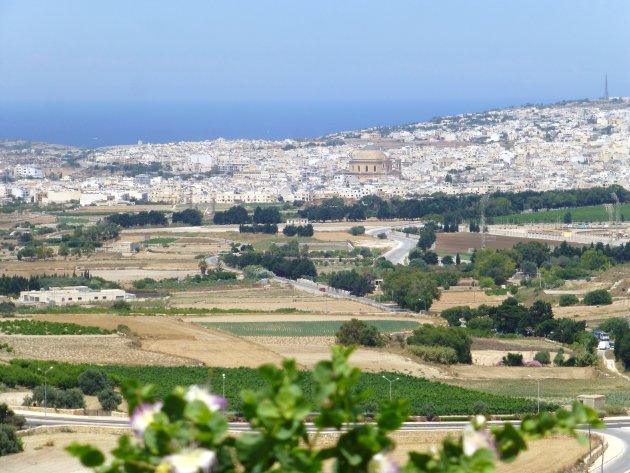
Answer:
[583, 289, 612, 306]
[455, 252, 461, 265]
[380, 267, 440, 312]
[421, 251, 439, 265]
[198, 259, 208, 276]
[97, 388, 122, 411]
[563, 211, 572, 224]
[417, 226, 436, 251]
[502, 353, 523, 366]
[172, 209, 203, 226]
[442, 255, 454, 265]
[474, 248, 516, 285]
[78, 369, 112, 395]
[348, 226, 365, 236]
[328, 270, 374, 297]
[335, 319, 384, 347]
[58, 243, 70, 259]
[559, 294, 579, 306]
[534, 351, 551, 365]
[407, 325, 472, 363]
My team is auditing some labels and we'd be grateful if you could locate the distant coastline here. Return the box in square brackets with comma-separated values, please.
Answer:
[0, 98, 561, 147]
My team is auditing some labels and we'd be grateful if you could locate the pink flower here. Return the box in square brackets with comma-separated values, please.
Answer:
[367, 452, 399, 473]
[165, 448, 217, 473]
[184, 386, 226, 412]
[130, 402, 163, 436]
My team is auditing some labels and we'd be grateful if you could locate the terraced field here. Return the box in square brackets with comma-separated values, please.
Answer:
[199, 319, 420, 336]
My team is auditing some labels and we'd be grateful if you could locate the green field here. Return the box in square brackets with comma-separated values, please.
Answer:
[494, 204, 630, 224]
[142, 237, 178, 245]
[0, 359, 549, 415]
[445, 377, 630, 408]
[200, 320, 420, 337]
[0, 319, 112, 335]
[56, 216, 91, 224]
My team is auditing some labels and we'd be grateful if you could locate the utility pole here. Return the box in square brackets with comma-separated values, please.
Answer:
[527, 375, 540, 414]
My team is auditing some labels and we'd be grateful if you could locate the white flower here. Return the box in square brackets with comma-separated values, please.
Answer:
[184, 385, 226, 412]
[367, 452, 399, 473]
[165, 448, 217, 473]
[462, 423, 495, 457]
[130, 402, 163, 435]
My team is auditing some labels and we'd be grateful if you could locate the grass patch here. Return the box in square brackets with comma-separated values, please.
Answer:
[143, 237, 178, 245]
[444, 377, 630, 408]
[494, 203, 630, 224]
[199, 320, 420, 337]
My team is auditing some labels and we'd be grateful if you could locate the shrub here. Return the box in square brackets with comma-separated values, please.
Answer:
[534, 351, 551, 365]
[407, 326, 472, 364]
[553, 349, 565, 366]
[406, 345, 458, 365]
[28, 386, 85, 409]
[478, 277, 495, 289]
[111, 300, 131, 311]
[583, 290, 612, 306]
[559, 294, 579, 307]
[467, 316, 494, 333]
[421, 403, 437, 420]
[502, 353, 524, 366]
[97, 388, 122, 411]
[335, 319, 384, 347]
[377, 233, 387, 239]
[0, 424, 22, 456]
[348, 226, 365, 236]
[0, 302, 15, 315]
[78, 369, 112, 395]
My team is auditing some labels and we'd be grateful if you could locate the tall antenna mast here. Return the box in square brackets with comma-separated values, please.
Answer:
[605, 73, 609, 100]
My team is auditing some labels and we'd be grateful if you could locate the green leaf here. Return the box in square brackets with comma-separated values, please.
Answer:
[66, 443, 105, 467]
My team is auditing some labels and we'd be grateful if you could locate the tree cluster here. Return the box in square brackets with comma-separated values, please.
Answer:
[172, 209, 203, 226]
[239, 223, 278, 234]
[222, 247, 316, 280]
[380, 266, 440, 312]
[213, 205, 250, 224]
[327, 270, 375, 296]
[407, 325, 472, 363]
[282, 224, 314, 237]
[0, 404, 24, 457]
[253, 206, 282, 224]
[107, 211, 167, 228]
[335, 319, 384, 347]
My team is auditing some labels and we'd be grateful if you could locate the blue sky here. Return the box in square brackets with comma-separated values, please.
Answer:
[1, 0, 628, 103]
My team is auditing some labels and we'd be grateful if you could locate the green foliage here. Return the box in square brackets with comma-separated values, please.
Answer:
[0, 424, 22, 457]
[213, 205, 250, 224]
[348, 225, 366, 236]
[27, 386, 85, 409]
[327, 269, 374, 296]
[534, 351, 551, 365]
[407, 345, 458, 364]
[335, 318, 384, 347]
[380, 266, 440, 312]
[559, 294, 579, 306]
[502, 353, 523, 366]
[65, 348, 604, 473]
[97, 387, 122, 411]
[407, 326, 472, 364]
[78, 369, 112, 395]
[283, 224, 313, 237]
[172, 208, 203, 226]
[0, 320, 112, 335]
[474, 248, 516, 285]
[417, 226, 436, 251]
[583, 289, 612, 305]
[111, 300, 131, 311]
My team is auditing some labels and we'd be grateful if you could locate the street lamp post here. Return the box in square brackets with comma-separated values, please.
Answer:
[38, 366, 54, 416]
[382, 375, 399, 401]
[221, 373, 226, 400]
[527, 375, 540, 414]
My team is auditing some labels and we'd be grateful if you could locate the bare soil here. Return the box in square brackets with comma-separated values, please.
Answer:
[431, 287, 507, 311]
[169, 285, 382, 313]
[32, 315, 283, 368]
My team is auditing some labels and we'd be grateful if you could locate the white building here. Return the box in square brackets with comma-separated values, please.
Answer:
[19, 286, 136, 306]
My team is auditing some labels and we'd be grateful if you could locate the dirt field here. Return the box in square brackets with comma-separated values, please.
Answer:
[0, 334, 192, 366]
[184, 313, 423, 323]
[169, 284, 383, 313]
[430, 286, 507, 311]
[435, 233, 565, 253]
[33, 315, 283, 368]
[0, 429, 587, 473]
[449, 364, 596, 380]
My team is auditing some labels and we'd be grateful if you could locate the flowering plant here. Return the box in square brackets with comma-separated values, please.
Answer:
[68, 346, 603, 472]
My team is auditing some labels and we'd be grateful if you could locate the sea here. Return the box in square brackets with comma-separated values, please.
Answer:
[0, 99, 524, 148]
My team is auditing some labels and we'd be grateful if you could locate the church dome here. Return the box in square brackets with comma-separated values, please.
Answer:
[350, 150, 387, 161]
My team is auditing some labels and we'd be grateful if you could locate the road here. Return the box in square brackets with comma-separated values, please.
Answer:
[365, 226, 418, 265]
[18, 411, 630, 472]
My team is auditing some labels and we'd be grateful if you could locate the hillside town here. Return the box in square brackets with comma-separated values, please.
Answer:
[1, 98, 629, 207]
